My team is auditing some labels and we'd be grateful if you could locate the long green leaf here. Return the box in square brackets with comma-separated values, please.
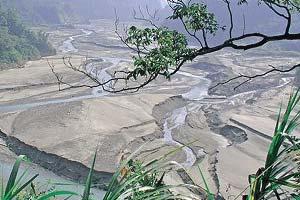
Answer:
[82, 150, 97, 200]
[8, 174, 38, 200]
[4, 155, 26, 196]
[37, 190, 78, 200]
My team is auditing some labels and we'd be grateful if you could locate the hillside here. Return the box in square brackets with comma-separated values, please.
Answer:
[0, 0, 80, 24]
[0, 6, 55, 67]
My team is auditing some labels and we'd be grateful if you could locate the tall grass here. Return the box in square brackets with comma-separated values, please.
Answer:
[83, 146, 201, 200]
[1, 155, 77, 200]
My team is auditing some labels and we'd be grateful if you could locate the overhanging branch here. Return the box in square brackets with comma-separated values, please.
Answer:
[210, 64, 300, 90]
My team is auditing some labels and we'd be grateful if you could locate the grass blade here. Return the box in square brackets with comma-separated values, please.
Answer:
[37, 190, 78, 200]
[4, 155, 26, 197]
[82, 150, 97, 200]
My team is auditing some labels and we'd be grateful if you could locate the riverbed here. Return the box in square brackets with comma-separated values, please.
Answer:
[0, 19, 299, 199]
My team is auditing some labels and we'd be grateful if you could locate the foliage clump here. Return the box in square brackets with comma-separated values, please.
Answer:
[126, 26, 193, 80]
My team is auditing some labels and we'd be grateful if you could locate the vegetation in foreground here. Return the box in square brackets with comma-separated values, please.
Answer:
[1, 89, 300, 199]
[243, 89, 300, 200]
[0, 4, 55, 66]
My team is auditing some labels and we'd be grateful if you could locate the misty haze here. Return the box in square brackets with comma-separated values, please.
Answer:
[0, 0, 300, 199]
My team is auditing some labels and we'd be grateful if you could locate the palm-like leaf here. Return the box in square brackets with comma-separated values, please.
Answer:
[0, 155, 77, 200]
[247, 89, 300, 199]
[80, 144, 202, 200]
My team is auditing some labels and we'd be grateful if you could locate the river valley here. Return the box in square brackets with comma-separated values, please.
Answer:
[0, 19, 300, 199]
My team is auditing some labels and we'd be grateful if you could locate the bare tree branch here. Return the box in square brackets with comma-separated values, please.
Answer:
[210, 64, 300, 90]
[179, 16, 204, 47]
[242, 13, 246, 35]
[222, 0, 234, 39]
[132, 6, 159, 29]
[263, 1, 291, 34]
[114, 10, 148, 55]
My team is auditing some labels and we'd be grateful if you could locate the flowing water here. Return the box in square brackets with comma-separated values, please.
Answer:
[0, 30, 128, 113]
[162, 74, 213, 167]
[1, 27, 213, 195]
[58, 29, 93, 53]
[162, 71, 291, 167]
[163, 107, 197, 167]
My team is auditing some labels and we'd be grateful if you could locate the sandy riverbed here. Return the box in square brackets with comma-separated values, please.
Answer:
[0, 19, 299, 199]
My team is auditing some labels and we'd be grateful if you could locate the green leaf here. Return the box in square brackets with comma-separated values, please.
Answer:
[4, 155, 26, 196]
[82, 150, 97, 200]
[37, 190, 78, 200]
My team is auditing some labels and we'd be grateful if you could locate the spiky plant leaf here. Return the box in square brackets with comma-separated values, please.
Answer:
[247, 89, 300, 199]
[82, 150, 97, 200]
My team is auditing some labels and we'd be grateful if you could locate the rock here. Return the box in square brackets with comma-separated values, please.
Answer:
[246, 99, 256, 105]
[152, 95, 187, 124]
[196, 148, 206, 159]
[219, 125, 248, 144]
[186, 111, 207, 129]
[205, 110, 223, 128]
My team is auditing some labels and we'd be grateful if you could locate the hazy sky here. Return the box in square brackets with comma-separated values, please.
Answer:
[159, 0, 168, 8]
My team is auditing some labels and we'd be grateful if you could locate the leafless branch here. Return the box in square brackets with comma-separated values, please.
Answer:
[210, 63, 300, 90]
[222, 0, 234, 39]
[179, 16, 204, 47]
[263, 1, 291, 34]
[242, 13, 246, 35]
[49, 56, 162, 93]
[114, 10, 148, 54]
[132, 6, 159, 29]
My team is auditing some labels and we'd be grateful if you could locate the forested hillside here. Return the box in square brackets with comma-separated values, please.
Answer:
[0, 0, 79, 24]
[0, 5, 55, 66]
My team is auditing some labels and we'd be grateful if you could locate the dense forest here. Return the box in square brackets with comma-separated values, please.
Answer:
[0, 4, 55, 66]
[0, 0, 79, 24]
